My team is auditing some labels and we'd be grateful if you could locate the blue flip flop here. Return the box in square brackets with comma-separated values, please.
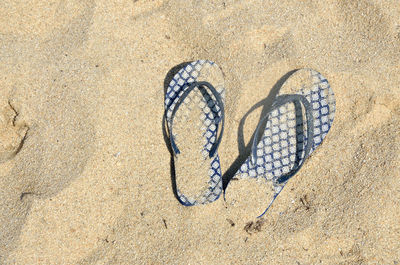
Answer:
[165, 60, 225, 206]
[225, 68, 335, 217]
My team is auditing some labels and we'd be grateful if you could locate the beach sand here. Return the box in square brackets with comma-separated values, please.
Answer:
[0, 0, 399, 264]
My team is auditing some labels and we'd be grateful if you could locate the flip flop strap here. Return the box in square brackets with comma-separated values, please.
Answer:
[251, 94, 314, 184]
[168, 81, 225, 158]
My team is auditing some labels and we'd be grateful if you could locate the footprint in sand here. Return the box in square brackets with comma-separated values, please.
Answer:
[0, 1, 97, 262]
[0, 102, 28, 164]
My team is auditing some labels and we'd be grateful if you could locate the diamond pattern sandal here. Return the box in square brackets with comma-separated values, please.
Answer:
[165, 60, 226, 206]
[225, 69, 335, 217]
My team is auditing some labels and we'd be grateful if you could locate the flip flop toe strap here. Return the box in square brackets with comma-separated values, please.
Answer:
[167, 81, 225, 158]
[251, 94, 314, 184]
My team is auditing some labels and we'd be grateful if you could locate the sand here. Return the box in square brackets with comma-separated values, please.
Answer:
[0, 0, 399, 264]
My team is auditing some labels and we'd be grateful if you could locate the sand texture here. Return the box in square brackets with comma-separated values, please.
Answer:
[0, 0, 399, 264]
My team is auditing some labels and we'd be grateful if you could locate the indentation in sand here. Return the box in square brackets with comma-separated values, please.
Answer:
[0, 102, 28, 163]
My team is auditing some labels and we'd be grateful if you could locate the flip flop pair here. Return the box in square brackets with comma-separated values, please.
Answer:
[164, 60, 335, 217]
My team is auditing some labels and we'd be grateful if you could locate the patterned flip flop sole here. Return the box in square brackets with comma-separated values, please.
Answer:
[225, 68, 335, 217]
[165, 60, 225, 206]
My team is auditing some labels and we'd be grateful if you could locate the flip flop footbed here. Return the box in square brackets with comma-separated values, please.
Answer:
[225, 69, 335, 217]
[165, 60, 225, 206]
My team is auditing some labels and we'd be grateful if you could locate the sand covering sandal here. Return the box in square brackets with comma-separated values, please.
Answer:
[225, 69, 335, 217]
[165, 60, 225, 206]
